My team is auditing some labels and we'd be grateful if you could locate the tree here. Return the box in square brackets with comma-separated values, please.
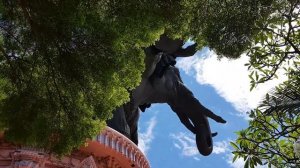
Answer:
[232, 78, 300, 167]
[0, 0, 277, 155]
[247, 0, 300, 90]
[231, 0, 300, 167]
[0, 0, 170, 155]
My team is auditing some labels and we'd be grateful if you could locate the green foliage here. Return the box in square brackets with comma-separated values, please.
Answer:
[232, 0, 300, 167]
[232, 77, 300, 167]
[247, 0, 300, 90]
[0, 0, 290, 156]
[0, 0, 157, 155]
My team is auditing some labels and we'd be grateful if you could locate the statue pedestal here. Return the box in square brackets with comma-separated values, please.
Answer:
[0, 127, 149, 168]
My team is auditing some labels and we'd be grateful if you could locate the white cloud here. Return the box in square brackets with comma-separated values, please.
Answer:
[169, 130, 269, 167]
[193, 157, 200, 161]
[213, 140, 230, 154]
[169, 131, 269, 167]
[177, 48, 286, 115]
[138, 116, 157, 154]
[170, 132, 198, 157]
[174, 143, 181, 149]
[170, 132, 230, 157]
[226, 154, 246, 168]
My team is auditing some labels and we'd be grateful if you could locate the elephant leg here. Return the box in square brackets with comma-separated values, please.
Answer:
[130, 123, 139, 144]
[107, 107, 131, 138]
[129, 108, 140, 144]
[124, 105, 140, 145]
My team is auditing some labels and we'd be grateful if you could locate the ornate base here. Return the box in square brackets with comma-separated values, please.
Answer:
[0, 127, 149, 168]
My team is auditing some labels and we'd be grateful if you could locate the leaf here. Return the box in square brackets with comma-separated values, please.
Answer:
[250, 83, 255, 91]
[233, 155, 239, 162]
[255, 71, 259, 81]
[245, 158, 249, 168]
[253, 157, 263, 165]
[230, 142, 239, 150]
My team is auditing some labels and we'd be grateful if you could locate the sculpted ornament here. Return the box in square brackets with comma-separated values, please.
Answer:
[107, 34, 226, 156]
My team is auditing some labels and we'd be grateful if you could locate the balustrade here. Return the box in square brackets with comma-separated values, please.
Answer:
[0, 127, 149, 168]
[96, 127, 150, 168]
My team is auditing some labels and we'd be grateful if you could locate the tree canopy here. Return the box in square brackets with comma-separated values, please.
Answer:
[0, 0, 280, 155]
[231, 0, 300, 167]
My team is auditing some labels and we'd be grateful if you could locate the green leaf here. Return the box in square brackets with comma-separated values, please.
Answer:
[233, 155, 239, 162]
[230, 142, 239, 150]
[245, 158, 249, 168]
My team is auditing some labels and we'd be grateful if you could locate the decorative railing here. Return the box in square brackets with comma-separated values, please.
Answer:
[0, 127, 150, 168]
[97, 127, 150, 168]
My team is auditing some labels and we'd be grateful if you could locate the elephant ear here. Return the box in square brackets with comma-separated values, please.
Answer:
[155, 34, 197, 57]
[174, 43, 197, 57]
[155, 34, 183, 54]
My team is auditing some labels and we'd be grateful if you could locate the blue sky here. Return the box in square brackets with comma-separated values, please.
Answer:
[137, 48, 285, 168]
